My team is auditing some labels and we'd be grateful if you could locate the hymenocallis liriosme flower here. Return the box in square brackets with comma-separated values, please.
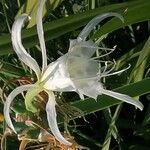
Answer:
[4, 0, 143, 146]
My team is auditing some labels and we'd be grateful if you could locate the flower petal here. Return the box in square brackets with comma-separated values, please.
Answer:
[11, 14, 41, 79]
[78, 82, 103, 99]
[101, 64, 131, 78]
[69, 40, 97, 58]
[4, 84, 35, 133]
[77, 90, 85, 100]
[41, 61, 59, 82]
[44, 56, 76, 91]
[46, 91, 72, 145]
[101, 89, 144, 111]
[37, 0, 47, 72]
[77, 12, 124, 41]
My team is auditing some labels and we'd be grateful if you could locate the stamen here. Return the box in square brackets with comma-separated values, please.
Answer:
[101, 64, 131, 77]
[96, 60, 112, 63]
[91, 46, 116, 60]
[102, 59, 116, 75]
[102, 61, 108, 74]
[74, 44, 116, 51]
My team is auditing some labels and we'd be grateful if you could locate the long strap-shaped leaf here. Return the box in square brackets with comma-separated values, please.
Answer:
[71, 77, 150, 117]
[0, 0, 150, 55]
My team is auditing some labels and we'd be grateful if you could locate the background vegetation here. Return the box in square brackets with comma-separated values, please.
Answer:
[0, 0, 150, 149]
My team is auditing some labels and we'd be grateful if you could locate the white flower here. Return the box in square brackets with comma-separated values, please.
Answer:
[3, 0, 144, 147]
[42, 14, 144, 111]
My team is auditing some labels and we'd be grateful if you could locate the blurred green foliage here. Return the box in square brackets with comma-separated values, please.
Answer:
[0, 0, 150, 149]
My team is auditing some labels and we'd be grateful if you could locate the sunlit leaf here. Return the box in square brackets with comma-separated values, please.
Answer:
[129, 37, 150, 83]
[0, 0, 150, 55]
[16, 0, 61, 28]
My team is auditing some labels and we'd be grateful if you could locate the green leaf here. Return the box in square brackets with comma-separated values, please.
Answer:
[25, 128, 40, 140]
[116, 42, 144, 70]
[142, 103, 150, 126]
[129, 37, 150, 83]
[93, 1, 150, 38]
[0, 61, 26, 77]
[102, 108, 121, 147]
[13, 122, 28, 133]
[0, 0, 150, 55]
[129, 145, 150, 150]
[71, 77, 150, 116]
[134, 125, 150, 141]
[16, 0, 61, 28]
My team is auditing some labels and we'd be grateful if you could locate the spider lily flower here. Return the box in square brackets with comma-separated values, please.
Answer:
[4, 0, 144, 147]
[41, 14, 144, 112]
[43, 27, 144, 112]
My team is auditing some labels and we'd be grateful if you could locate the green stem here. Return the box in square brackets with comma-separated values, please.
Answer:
[102, 104, 122, 150]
